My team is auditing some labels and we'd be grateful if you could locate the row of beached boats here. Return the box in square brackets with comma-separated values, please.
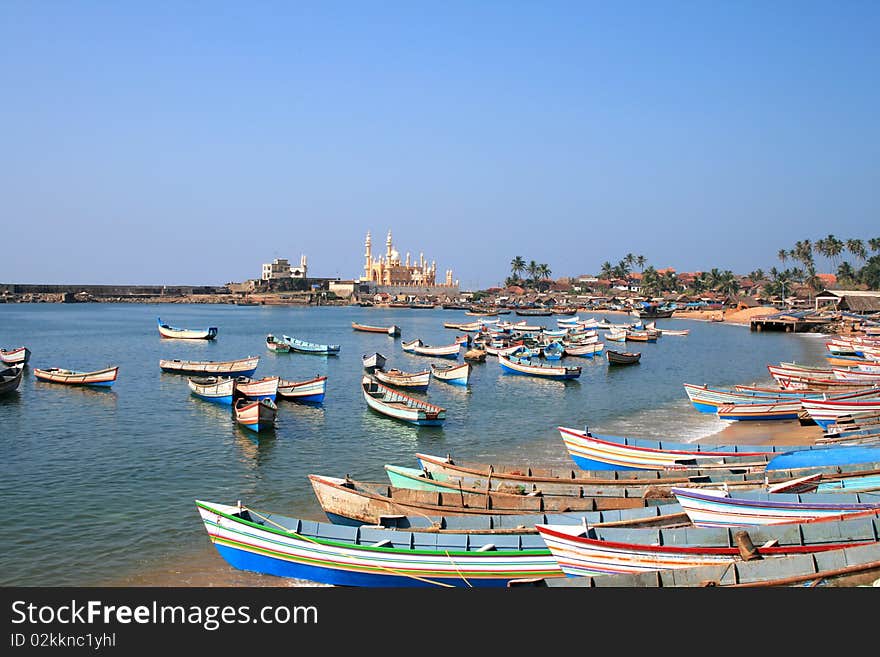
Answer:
[196, 426, 880, 587]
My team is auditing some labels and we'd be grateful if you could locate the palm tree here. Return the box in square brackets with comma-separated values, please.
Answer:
[748, 269, 765, 283]
[869, 238, 880, 253]
[777, 249, 788, 266]
[837, 261, 857, 286]
[525, 260, 540, 285]
[822, 234, 843, 271]
[613, 259, 631, 280]
[510, 256, 525, 280]
[537, 263, 552, 282]
[661, 270, 678, 293]
[641, 266, 660, 296]
[599, 262, 614, 281]
[846, 239, 867, 263]
[625, 253, 636, 270]
[636, 255, 646, 272]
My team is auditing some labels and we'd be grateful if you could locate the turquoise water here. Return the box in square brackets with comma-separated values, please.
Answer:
[0, 304, 827, 585]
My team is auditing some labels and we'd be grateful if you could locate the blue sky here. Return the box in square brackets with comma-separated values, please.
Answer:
[1, 2, 877, 290]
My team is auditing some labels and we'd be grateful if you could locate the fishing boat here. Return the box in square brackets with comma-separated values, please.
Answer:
[0, 346, 31, 366]
[833, 368, 880, 383]
[606, 349, 641, 365]
[33, 365, 118, 387]
[764, 444, 880, 471]
[233, 398, 277, 432]
[485, 342, 525, 357]
[430, 362, 470, 385]
[625, 329, 658, 342]
[282, 335, 340, 355]
[683, 382, 867, 413]
[187, 376, 235, 405]
[499, 354, 581, 380]
[535, 510, 880, 578]
[265, 334, 291, 353]
[800, 397, 880, 429]
[195, 499, 562, 587]
[362, 353, 386, 373]
[657, 328, 689, 336]
[277, 375, 327, 403]
[557, 426, 789, 471]
[361, 375, 446, 426]
[351, 322, 401, 337]
[308, 473, 671, 525]
[159, 356, 259, 377]
[637, 305, 675, 319]
[716, 400, 803, 421]
[671, 487, 880, 527]
[157, 317, 218, 340]
[515, 309, 553, 316]
[374, 367, 432, 391]
[0, 365, 24, 395]
[407, 340, 461, 359]
[604, 330, 627, 343]
[233, 376, 280, 402]
[463, 349, 487, 362]
[563, 343, 604, 358]
[512, 539, 880, 588]
[542, 343, 565, 360]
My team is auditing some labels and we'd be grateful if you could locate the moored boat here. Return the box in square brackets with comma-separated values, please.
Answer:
[716, 400, 803, 421]
[159, 356, 259, 377]
[0, 365, 24, 395]
[499, 354, 581, 380]
[362, 352, 386, 373]
[352, 322, 401, 337]
[430, 362, 470, 385]
[233, 376, 280, 402]
[277, 375, 327, 403]
[282, 335, 340, 355]
[0, 346, 31, 366]
[157, 317, 218, 340]
[361, 375, 445, 426]
[187, 376, 234, 405]
[374, 367, 432, 391]
[606, 349, 641, 365]
[33, 365, 118, 387]
[404, 340, 460, 358]
[266, 334, 291, 353]
[233, 398, 277, 432]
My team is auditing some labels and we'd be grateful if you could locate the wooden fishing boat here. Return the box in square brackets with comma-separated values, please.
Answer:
[765, 444, 880, 471]
[411, 452, 880, 497]
[362, 352, 386, 373]
[625, 330, 658, 342]
[374, 367, 432, 391]
[157, 317, 218, 340]
[607, 349, 641, 365]
[282, 335, 340, 355]
[308, 473, 672, 525]
[563, 342, 604, 358]
[512, 539, 880, 588]
[637, 306, 675, 319]
[604, 330, 626, 342]
[361, 375, 445, 426]
[716, 400, 803, 421]
[0, 365, 24, 395]
[683, 382, 873, 413]
[159, 356, 259, 377]
[430, 362, 470, 385]
[0, 346, 31, 366]
[265, 334, 291, 353]
[833, 368, 880, 383]
[515, 309, 553, 316]
[485, 341, 525, 357]
[535, 510, 880, 578]
[277, 375, 327, 403]
[542, 343, 565, 360]
[196, 499, 562, 587]
[671, 487, 880, 527]
[557, 426, 788, 471]
[404, 340, 460, 358]
[463, 349, 487, 362]
[33, 365, 118, 387]
[187, 376, 234, 405]
[233, 376, 280, 402]
[499, 354, 580, 380]
[351, 322, 401, 337]
[233, 398, 277, 432]
[657, 328, 689, 336]
[800, 397, 880, 429]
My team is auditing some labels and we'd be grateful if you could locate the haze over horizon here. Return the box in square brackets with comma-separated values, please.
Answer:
[2, 2, 877, 290]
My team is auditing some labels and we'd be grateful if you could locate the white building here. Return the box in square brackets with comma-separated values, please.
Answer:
[261, 255, 308, 281]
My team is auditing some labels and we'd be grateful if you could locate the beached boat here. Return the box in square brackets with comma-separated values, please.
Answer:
[277, 375, 327, 403]
[800, 397, 880, 429]
[308, 473, 671, 525]
[196, 499, 562, 587]
[282, 335, 340, 355]
[606, 349, 641, 365]
[683, 382, 872, 413]
[833, 368, 880, 383]
[351, 322, 401, 337]
[515, 309, 553, 316]
[233, 376, 280, 402]
[671, 487, 880, 527]
[765, 444, 880, 471]
[265, 334, 290, 353]
[187, 376, 234, 405]
[233, 398, 277, 432]
[159, 356, 259, 377]
[716, 400, 803, 421]
[157, 317, 218, 340]
[374, 367, 432, 391]
[33, 365, 118, 387]
[362, 352, 386, 373]
[558, 427, 787, 471]
[0, 346, 31, 366]
[361, 375, 446, 426]
[512, 539, 880, 588]
[0, 365, 24, 395]
[535, 510, 880, 578]
[499, 354, 581, 380]
[430, 362, 470, 385]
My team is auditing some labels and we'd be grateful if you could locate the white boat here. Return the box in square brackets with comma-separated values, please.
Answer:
[362, 353, 387, 372]
[361, 375, 446, 426]
[277, 376, 327, 403]
[374, 368, 432, 391]
[0, 346, 31, 366]
[188, 376, 234, 405]
[157, 317, 218, 340]
[430, 362, 470, 386]
[233, 376, 280, 401]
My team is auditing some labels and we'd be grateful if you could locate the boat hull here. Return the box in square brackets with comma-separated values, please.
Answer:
[33, 366, 118, 387]
[277, 376, 327, 403]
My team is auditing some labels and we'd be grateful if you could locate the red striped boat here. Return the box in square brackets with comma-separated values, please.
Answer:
[352, 322, 401, 337]
[0, 347, 31, 366]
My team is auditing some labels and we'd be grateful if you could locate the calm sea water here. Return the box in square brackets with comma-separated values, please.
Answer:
[0, 303, 827, 586]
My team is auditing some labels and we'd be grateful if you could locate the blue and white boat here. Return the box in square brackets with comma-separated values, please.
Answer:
[187, 376, 234, 405]
[282, 335, 340, 355]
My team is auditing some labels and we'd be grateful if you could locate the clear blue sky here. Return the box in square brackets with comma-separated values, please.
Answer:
[2, 1, 877, 290]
